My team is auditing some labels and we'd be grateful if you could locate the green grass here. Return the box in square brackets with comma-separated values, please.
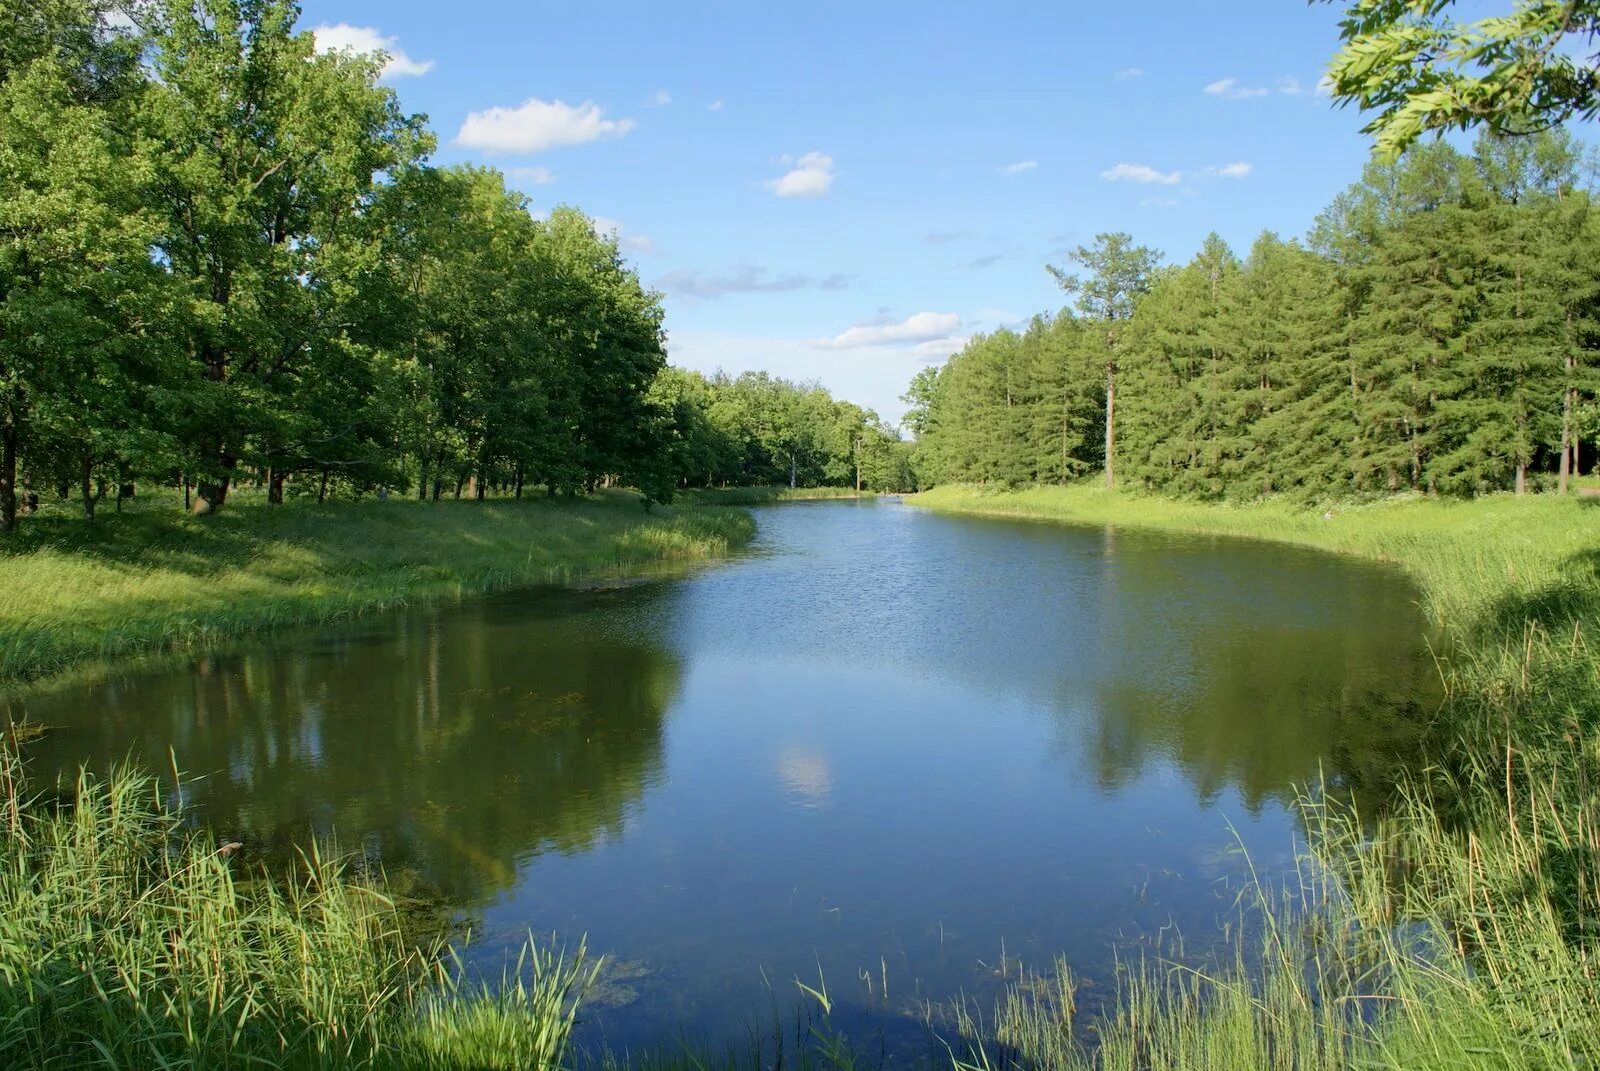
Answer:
[0, 729, 598, 1069]
[912, 483, 1600, 1070]
[0, 491, 755, 687]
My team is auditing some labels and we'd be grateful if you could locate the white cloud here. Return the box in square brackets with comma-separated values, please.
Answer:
[1101, 162, 1181, 185]
[766, 151, 836, 198]
[652, 89, 672, 106]
[1316, 74, 1336, 97]
[504, 165, 555, 186]
[1205, 77, 1269, 100]
[1115, 67, 1144, 80]
[1141, 196, 1179, 208]
[590, 216, 659, 256]
[812, 311, 963, 350]
[456, 98, 636, 154]
[312, 23, 434, 79]
[1278, 77, 1308, 96]
[709, 100, 724, 111]
[656, 265, 852, 299]
[1203, 161, 1252, 178]
[999, 160, 1038, 176]
[913, 335, 970, 361]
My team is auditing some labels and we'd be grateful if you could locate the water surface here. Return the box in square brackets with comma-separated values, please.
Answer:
[17, 501, 1436, 1052]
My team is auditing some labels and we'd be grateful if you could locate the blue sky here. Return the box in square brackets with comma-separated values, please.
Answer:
[302, 0, 1409, 426]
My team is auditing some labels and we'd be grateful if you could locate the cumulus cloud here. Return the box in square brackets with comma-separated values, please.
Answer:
[503, 165, 555, 186]
[656, 265, 852, 300]
[998, 160, 1038, 176]
[913, 335, 970, 362]
[766, 152, 836, 198]
[812, 311, 964, 350]
[1278, 77, 1309, 96]
[312, 23, 434, 79]
[1203, 161, 1252, 178]
[1101, 162, 1181, 185]
[456, 98, 635, 154]
[1205, 77, 1270, 100]
[652, 89, 672, 106]
[1115, 67, 1144, 80]
[590, 216, 659, 256]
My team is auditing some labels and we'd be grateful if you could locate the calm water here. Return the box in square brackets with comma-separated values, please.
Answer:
[16, 500, 1437, 1052]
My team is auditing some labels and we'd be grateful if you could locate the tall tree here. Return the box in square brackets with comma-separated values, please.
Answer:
[1047, 233, 1162, 488]
[141, 0, 425, 512]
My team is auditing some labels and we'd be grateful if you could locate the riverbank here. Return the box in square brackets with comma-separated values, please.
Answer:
[0, 493, 754, 687]
[911, 484, 1600, 1070]
[677, 485, 879, 505]
[911, 484, 1593, 634]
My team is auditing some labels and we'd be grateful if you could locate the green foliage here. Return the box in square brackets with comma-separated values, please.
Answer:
[1322, 0, 1600, 159]
[912, 131, 1600, 500]
[0, 0, 895, 531]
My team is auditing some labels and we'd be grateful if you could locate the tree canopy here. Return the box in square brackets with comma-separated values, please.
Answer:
[0, 0, 909, 530]
[909, 130, 1600, 499]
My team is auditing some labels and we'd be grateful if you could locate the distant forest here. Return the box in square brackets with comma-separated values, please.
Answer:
[0, 1, 909, 530]
[905, 131, 1600, 498]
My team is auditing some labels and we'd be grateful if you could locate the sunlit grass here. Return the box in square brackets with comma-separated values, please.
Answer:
[0, 492, 754, 686]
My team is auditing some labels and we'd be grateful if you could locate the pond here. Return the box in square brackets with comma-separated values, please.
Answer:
[15, 500, 1437, 1055]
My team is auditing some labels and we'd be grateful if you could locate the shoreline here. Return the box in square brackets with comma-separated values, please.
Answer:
[0, 493, 756, 691]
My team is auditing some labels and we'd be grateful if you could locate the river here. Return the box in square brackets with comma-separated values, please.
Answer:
[16, 499, 1436, 1055]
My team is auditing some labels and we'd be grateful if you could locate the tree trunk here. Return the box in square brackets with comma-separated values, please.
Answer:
[80, 458, 95, 523]
[182, 476, 190, 513]
[0, 420, 17, 534]
[1560, 343, 1576, 495]
[268, 469, 285, 504]
[192, 471, 230, 514]
[475, 475, 485, 501]
[1103, 362, 1116, 489]
[788, 451, 796, 489]
[432, 478, 443, 502]
[514, 467, 524, 499]
[1515, 461, 1527, 496]
[317, 466, 330, 503]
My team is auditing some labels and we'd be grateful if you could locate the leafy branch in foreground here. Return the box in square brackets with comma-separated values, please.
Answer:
[1321, 0, 1600, 158]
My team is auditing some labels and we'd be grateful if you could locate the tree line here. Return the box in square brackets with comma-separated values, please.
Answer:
[0, 0, 907, 531]
[905, 130, 1600, 498]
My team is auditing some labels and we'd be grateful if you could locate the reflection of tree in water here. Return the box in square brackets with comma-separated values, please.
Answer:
[1082, 623, 1437, 814]
[19, 594, 680, 907]
[1069, 534, 1441, 815]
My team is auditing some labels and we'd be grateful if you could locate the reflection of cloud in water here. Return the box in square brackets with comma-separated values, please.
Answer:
[777, 746, 831, 808]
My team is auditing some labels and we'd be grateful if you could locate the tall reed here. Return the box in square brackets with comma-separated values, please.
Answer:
[0, 732, 597, 1069]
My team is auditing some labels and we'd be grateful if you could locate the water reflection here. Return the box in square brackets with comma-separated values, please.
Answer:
[17, 589, 682, 904]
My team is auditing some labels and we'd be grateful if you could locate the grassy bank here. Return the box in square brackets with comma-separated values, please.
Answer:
[0, 493, 754, 687]
[0, 732, 597, 1069]
[677, 486, 879, 506]
[912, 484, 1600, 1070]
